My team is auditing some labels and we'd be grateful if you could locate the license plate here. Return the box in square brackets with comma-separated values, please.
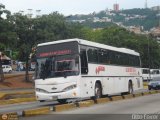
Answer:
[52, 96, 58, 100]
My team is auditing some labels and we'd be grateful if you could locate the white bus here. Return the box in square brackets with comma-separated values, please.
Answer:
[141, 68, 160, 81]
[141, 68, 151, 81]
[35, 38, 143, 103]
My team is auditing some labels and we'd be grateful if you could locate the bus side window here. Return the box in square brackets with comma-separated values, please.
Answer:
[80, 50, 88, 74]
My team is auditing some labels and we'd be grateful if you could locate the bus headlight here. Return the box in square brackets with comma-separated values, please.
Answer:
[36, 88, 49, 93]
[63, 84, 77, 92]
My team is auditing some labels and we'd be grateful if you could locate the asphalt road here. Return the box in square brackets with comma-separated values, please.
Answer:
[20, 93, 160, 120]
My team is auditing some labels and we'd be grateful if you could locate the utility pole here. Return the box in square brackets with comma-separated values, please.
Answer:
[27, 9, 33, 19]
[0, 53, 4, 82]
[36, 10, 41, 18]
[147, 34, 151, 82]
[145, 0, 148, 9]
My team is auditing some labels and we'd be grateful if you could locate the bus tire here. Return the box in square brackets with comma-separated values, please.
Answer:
[57, 99, 67, 104]
[92, 82, 102, 100]
[148, 86, 151, 90]
[128, 81, 133, 94]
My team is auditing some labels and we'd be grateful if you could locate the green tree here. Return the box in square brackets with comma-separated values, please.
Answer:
[82, 26, 160, 68]
[11, 13, 37, 82]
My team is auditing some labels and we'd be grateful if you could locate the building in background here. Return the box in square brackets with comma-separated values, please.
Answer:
[145, 0, 148, 9]
[151, 6, 160, 11]
[113, 3, 119, 12]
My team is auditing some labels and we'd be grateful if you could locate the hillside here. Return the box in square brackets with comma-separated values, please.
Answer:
[67, 8, 159, 31]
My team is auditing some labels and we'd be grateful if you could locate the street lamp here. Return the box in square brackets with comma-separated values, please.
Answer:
[36, 10, 41, 18]
[0, 52, 4, 82]
[147, 34, 151, 82]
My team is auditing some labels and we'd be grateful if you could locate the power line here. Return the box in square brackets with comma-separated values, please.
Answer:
[145, 0, 148, 8]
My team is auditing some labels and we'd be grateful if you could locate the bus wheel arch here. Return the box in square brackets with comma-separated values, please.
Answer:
[92, 80, 102, 99]
[128, 80, 133, 94]
[57, 99, 67, 104]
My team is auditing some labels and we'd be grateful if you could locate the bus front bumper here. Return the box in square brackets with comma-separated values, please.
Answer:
[35, 88, 78, 101]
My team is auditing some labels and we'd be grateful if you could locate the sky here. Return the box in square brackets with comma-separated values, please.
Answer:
[0, 0, 160, 16]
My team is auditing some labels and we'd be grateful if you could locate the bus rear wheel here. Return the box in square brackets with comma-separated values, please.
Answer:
[128, 81, 133, 94]
[57, 99, 67, 104]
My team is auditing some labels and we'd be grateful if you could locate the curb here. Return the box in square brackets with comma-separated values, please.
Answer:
[133, 93, 143, 97]
[111, 96, 124, 101]
[95, 98, 111, 104]
[77, 100, 95, 107]
[143, 86, 148, 89]
[22, 107, 50, 117]
[52, 103, 77, 112]
[142, 92, 150, 96]
[123, 94, 134, 99]
[149, 90, 159, 94]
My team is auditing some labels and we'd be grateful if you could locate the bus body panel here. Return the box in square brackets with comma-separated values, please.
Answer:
[79, 63, 143, 96]
[35, 76, 81, 100]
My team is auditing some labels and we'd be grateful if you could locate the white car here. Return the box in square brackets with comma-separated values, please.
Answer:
[2, 65, 12, 73]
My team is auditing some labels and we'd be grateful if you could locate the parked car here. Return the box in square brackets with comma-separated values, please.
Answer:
[2, 65, 12, 73]
[148, 79, 160, 90]
[148, 69, 160, 90]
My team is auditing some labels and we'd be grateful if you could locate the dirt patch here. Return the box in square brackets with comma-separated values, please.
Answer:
[0, 75, 34, 89]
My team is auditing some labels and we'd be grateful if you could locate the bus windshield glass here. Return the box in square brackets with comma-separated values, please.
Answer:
[35, 54, 79, 79]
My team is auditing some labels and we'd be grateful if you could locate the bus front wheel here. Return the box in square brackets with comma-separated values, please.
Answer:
[92, 82, 102, 99]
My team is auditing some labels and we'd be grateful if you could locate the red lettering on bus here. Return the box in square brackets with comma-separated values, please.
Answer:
[39, 50, 71, 57]
[126, 67, 136, 73]
[96, 66, 105, 74]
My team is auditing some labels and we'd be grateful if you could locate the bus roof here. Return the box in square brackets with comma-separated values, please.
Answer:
[37, 38, 140, 56]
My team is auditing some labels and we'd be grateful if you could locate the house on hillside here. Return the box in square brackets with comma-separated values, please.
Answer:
[128, 26, 142, 34]
[150, 27, 160, 43]
[150, 27, 160, 37]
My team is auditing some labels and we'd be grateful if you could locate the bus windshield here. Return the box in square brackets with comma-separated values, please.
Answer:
[35, 54, 79, 79]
